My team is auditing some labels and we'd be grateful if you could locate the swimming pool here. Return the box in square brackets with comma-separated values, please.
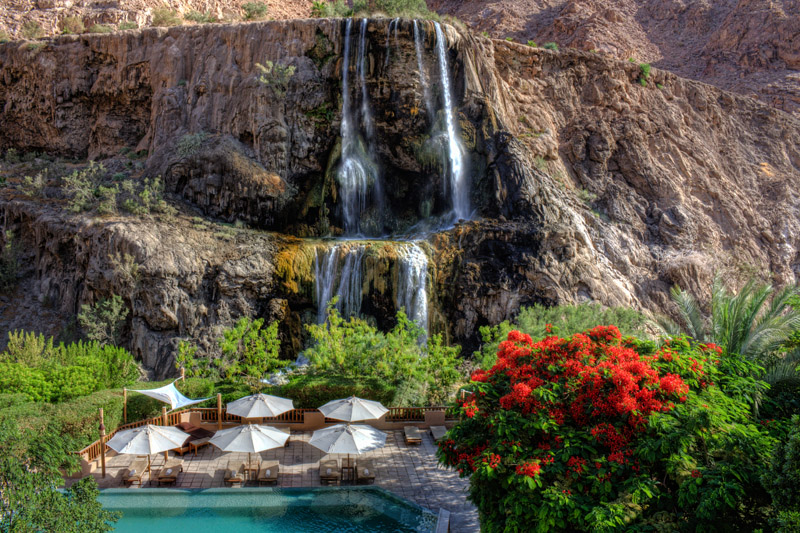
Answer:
[99, 487, 438, 532]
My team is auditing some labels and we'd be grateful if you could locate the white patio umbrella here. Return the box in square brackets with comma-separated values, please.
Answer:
[226, 393, 295, 419]
[106, 424, 191, 485]
[318, 396, 388, 422]
[310, 423, 387, 481]
[209, 424, 290, 474]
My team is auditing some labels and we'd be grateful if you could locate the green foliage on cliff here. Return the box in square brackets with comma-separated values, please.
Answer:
[0, 331, 140, 403]
[0, 419, 118, 532]
[475, 303, 653, 369]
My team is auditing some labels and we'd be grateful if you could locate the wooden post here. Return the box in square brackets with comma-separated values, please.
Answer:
[99, 408, 106, 478]
[123, 388, 127, 424]
[217, 393, 222, 431]
[162, 406, 168, 426]
[180, 367, 185, 382]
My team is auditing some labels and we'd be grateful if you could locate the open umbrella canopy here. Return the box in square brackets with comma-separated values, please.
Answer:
[106, 424, 190, 455]
[318, 396, 388, 422]
[309, 424, 387, 455]
[209, 424, 289, 453]
[226, 393, 295, 419]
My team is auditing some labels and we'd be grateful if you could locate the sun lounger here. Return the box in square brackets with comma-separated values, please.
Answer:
[123, 457, 148, 487]
[155, 459, 183, 486]
[257, 460, 279, 486]
[224, 460, 246, 487]
[356, 459, 375, 485]
[404, 426, 422, 445]
[320, 459, 340, 486]
[430, 425, 447, 442]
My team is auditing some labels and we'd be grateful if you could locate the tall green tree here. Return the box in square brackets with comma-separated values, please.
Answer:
[0, 419, 118, 531]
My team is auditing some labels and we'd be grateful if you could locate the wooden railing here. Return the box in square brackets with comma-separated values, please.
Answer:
[77, 405, 456, 464]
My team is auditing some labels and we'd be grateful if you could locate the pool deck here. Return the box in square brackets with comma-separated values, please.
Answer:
[74, 429, 480, 532]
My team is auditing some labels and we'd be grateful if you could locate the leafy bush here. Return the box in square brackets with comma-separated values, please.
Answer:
[0, 331, 140, 403]
[543, 42, 558, 50]
[217, 317, 286, 385]
[255, 61, 297, 98]
[306, 305, 463, 405]
[242, 2, 269, 20]
[21, 21, 44, 40]
[184, 10, 217, 23]
[151, 8, 182, 27]
[0, 231, 19, 290]
[440, 329, 774, 532]
[474, 302, 653, 369]
[119, 21, 138, 30]
[280, 374, 395, 409]
[176, 132, 208, 157]
[60, 16, 85, 35]
[78, 295, 129, 346]
[87, 24, 114, 34]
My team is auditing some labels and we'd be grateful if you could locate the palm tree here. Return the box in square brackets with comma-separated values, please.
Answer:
[662, 277, 800, 384]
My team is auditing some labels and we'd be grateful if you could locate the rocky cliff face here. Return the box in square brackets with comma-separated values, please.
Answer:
[1, 19, 799, 376]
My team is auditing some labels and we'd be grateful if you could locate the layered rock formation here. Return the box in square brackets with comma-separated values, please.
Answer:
[1, 19, 799, 376]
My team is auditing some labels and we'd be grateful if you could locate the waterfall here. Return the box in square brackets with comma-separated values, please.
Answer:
[434, 22, 469, 222]
[337, 18, 379, 236]
[315, 244, 366, 322]
[413, 21, 435, 121]
[397, 243, 429, 334]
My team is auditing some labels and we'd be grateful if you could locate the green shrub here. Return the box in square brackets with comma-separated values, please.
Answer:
[176, 132, 208, 157]
[184, 10, 217, 23]
[87, 24, 114, 34]
[59, 16, 85, 35]
[21, 21, 44, 40]
[78, 295, 128, 347]
[0, 231, 19, 290]
[119, 21, 138, 30]
[543, 42, 558, 50]
[280, 374, 395, 409]
[255, 61, 296, 98]
[242, 2, 268, 20]
[151, 8, 182, 27]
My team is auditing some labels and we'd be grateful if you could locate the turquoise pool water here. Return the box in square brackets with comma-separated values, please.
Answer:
[99, 487, 437, 533]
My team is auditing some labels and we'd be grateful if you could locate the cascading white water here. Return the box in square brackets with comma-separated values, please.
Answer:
[434, 22, 469, 222]
[413, 20, 435, 121]
[315, 244, 365, 322]
[397, 243, 429, 334]
[337, 18, 378, 236]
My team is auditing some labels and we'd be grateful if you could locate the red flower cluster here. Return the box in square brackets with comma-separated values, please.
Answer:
[515, 461, 541, 477]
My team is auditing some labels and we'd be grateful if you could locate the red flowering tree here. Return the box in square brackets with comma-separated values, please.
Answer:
[438, 327, 774, 532]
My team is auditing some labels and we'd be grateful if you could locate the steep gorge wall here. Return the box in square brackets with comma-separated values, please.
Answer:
[1, 19, 799, 374]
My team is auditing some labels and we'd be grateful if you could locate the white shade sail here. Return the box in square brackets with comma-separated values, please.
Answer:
[226, 393, 295, 419]
[106, 425, 191, 456]
[209, 424, 289, 454]
[318, 396, 389, 422]
[309, 424, 387, 455]
[130, 380, 211, 411]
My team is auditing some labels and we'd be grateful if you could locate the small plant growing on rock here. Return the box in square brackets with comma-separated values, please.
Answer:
[119, 21, 138, 30]
[255, 60, 297, 98]
[87, 24, 114, 34]
[59, 16, 85, 35]
[151, 8, 182, 27]
[543, 42, 558, 50]
[242, 2, 269, 20]
[78, 295, 128, 347]
[21, 21, 44, 40]
[177, 132, 208, 157]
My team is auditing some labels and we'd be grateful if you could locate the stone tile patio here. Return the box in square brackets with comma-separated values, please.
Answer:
[80, 429, 479, 531]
